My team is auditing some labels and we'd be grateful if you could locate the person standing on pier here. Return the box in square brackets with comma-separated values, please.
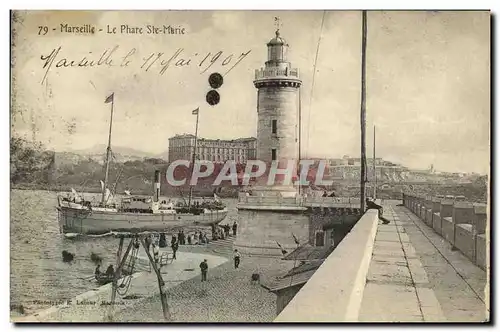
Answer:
[233, 249, 241, 269]
[232, 222, 238, 236]
[145, 235, 152, 254]
[211, 224, 217, 240]
[159, 233, 167, 248]
[94, 264, 101, 278]
[171, 240, 179, 260]
[200, 259, 208, 282]
[177, 230, 183, 245]
[105, 265, 114, 278]
[180, 230, 186, 245]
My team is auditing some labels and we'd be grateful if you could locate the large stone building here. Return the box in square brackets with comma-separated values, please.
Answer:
[168, 134, 256, 163]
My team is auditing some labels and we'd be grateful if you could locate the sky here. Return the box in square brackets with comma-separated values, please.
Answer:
[11, 10, 490, 174]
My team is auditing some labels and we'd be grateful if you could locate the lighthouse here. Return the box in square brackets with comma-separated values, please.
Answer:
[234, 27, 309, 257]
[253, 28, 302, 197]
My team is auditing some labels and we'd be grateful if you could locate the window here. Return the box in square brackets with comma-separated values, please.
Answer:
[315, 231, 325, 247]
[272, 120, 277, 134]
[272, 149, 277, 161]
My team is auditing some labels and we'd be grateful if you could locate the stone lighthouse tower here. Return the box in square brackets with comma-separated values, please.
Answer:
[253, 28, 302, 196]
[254, 30, 302, 196]
[234, 28, 309, 257]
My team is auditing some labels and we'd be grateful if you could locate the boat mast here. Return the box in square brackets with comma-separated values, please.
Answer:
[188, 108, 200, 208]
[102, 93, 115, 205]
[360, 11, 367, 212]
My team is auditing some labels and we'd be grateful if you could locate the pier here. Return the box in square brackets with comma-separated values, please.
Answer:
[275, 196, 488, 322]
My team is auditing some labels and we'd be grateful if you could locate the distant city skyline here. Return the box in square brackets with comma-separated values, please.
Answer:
[12, 11, 490, 174]
[54, 141, 485, 176]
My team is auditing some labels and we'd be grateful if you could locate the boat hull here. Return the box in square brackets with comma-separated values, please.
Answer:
[57, 206, 229, 234]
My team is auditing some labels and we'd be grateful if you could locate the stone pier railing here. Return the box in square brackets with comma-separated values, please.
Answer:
[237, 193, 361, 209]
[402, 193, 488, 270]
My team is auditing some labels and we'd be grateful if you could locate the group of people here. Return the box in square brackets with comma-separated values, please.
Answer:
[176, 230, 187, 245]
[93, 222, 241, 285]
[322, 190, 337, 197]
[94, 264, 115, 280]
[191, 231, 210, 245]
[151, 228, 217, 249]
[212, 222, 238, 241]
[212, 226, 227, 241]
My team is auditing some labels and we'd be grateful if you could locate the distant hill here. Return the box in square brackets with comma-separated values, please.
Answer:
[53, 144, 168, 165]
[153, 150, 169, 161]
[70, 144, 156, 158]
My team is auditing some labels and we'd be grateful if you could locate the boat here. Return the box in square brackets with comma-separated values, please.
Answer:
[56, 94, 228, 235]
[57, 191, 228, 234]
[95, 273, 114, 285]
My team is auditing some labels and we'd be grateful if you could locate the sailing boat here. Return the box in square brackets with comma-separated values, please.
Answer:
[56, 94, 228, 235]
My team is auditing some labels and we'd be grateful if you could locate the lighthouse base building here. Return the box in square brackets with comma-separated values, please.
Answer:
[234, 28, 309, 256]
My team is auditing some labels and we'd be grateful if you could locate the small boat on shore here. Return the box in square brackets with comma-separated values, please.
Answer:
[95, 274, 114, 285]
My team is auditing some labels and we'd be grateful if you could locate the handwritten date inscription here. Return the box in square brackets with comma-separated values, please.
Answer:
[40, 46, 252, 85]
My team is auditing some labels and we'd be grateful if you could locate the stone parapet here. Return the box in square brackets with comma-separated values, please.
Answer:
[432, 198, 442, 214]
[455, 224, 475, 261]
[402, 193, 489, 270]
[237, 193, 361, 209]
[452, 202, 475, 226]
[432, 212, 442, 235]
[440, 200, 454, 219]
[476, 234, 487, 271]
[425, 208, 433, 227]
[474, 203, 487, 234]
[441, 217, 455, 245]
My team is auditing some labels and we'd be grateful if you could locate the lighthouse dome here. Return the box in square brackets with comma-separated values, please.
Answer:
[267, 30, 288, 46]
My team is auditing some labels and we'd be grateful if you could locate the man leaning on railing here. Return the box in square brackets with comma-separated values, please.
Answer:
[366, 198, 390, 224]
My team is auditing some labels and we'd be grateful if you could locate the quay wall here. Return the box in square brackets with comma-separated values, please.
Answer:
[403, 194, 488, 271]
[235, 193, 363, 256]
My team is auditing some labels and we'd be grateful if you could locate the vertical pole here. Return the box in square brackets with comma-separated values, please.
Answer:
[107, 235, 124, 321]
[188, 110, 200, 208]
[298, 87, 302, 195]
[102, 94, 114, 205]
[373, 125, 377, 199]
[360, 10, 367, 212]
